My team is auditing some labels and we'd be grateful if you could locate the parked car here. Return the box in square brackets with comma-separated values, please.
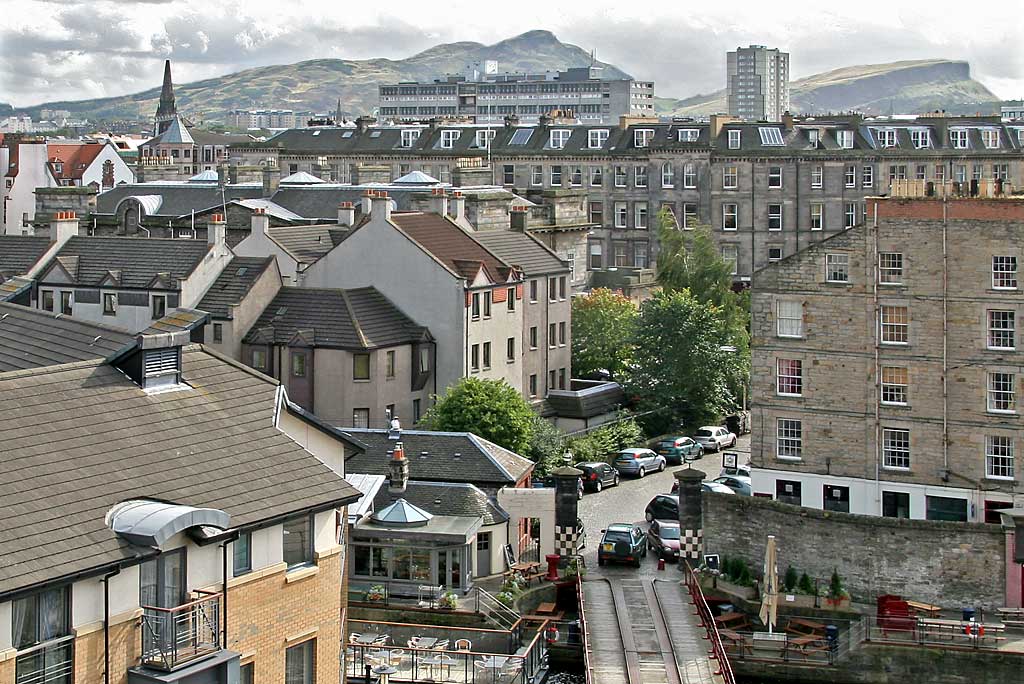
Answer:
[534, 474, 584, 499]
[655, 436, 704, 464]
[597, 523, 647, 567]
[670, 480, 737, 496]
[713, 475, 752, 496]
[694, 426, 737, 452]
[576, 462, 620, 492]
[612, 448, 666, 478]
[645, 494, 678, 522]
[647, 519, 681, 559]
[720, 463, 752, 479]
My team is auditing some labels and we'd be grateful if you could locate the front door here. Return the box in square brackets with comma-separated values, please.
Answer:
[476, 532, 492, 577]
[288, 349, 313, 411]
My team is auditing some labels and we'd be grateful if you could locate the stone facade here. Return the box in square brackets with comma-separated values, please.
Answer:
[750, 197, 1024, 522]
[703, 493, 1007, 608]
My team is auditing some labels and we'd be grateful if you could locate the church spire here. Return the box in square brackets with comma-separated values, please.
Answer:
[155, 60, 177, 134]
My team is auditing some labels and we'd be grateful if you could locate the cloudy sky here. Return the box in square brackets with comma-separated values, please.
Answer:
[2, 0, 1022, 107]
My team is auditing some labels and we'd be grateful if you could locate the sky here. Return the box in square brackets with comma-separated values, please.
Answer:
[1, 0, 1022, 107]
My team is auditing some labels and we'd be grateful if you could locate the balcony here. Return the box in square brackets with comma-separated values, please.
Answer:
[139, 591, 222, 672]
[14, 636, 74, 684]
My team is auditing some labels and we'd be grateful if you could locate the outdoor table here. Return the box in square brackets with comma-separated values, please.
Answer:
[719, 629, 752, 656]
[785, 635, 828, 660]
[411, 637, 438, 649]
[421, 653, 456, 680]
[353, 633, 381, 645]
[906, 600, 942, 617]
[714, 612, 748, 628]
[476, 656, 509, 684]
[785, 617, 827, 636]
[535, 602, 557, 615]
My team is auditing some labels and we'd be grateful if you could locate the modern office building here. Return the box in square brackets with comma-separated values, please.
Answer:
[378, 65, 654, 124]
[727, 45, 790, 122]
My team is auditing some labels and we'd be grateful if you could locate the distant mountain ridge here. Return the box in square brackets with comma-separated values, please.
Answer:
[22, 33, 1002, 123]
[661, 59, 1000, 117]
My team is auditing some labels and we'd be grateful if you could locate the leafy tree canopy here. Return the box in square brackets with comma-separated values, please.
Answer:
[570, 288, 638, 380]
[421, 377, 536, 454]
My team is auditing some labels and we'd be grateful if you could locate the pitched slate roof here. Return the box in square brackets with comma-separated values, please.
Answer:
[95, 183, 264, 218]
[0, 302, 133, 372]
[472, 230, 568, 276]
[343, 429, 534, 487]
[266, 224, 349, 264]
[373, 481, 507, 526]
[242, 286, 428, 349]
[38, 236, 212, 288]
[0, 236, 50, 279]
[390, 213, 516, 282]
[0, 346, 362, 597]
[47, 142, 107, 182]
[196, 256, 275, 319]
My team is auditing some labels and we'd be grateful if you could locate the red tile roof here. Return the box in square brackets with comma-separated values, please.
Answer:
[389, 212, 519, 284]
[46, 141, 107, 181]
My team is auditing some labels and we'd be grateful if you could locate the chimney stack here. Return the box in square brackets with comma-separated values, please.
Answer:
[510, 205, 529, 233]
[450, 191, 466, 222]
[429, 187, 448, 217]
[207, 213, 226, 246]
[337, 202, 355, 227]
[50, 211, 81, 245]
[261, 165, 279, 196]
[371, 191, 392, 221]
[709, 114, 739, 139]
[251, 207, 270, 235]
[389, 441, 409, 494]
[361, 189, 374, 216]
[781, 111, 794, 131]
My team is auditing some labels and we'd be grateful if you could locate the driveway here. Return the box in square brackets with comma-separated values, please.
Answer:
[578, 434, 750, 580]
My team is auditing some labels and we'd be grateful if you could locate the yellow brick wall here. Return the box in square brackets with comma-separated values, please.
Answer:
[73, 616, 139, 684]
[228, 549, 342, 684]
[0, 653, 14, 684]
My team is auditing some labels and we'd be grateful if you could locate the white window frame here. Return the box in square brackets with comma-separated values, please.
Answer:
[614, 202, 628, 228]
[569, 165, 582, 186]
[661, 162, 674, 188]
[862, 165, 874, 188]
[986, 436, 1015, 480]
[440, 130, 460, 149]
[678, 128, 699, 142]
[879, 252, 903, 284]
[981, 128, 1000, 149]
[811, 165, 823, 189]
[634, 202, 648, 229]
[836, 130, 854, 149]
[880, 305, 909, 345]
[530, 165, 543, 186]
[776, 419, 802, 460]
[589, 166, 603, 187]
[844, 202, 857, 228]
[776, 300, 803, 337]
[400, 129, 420, 148]
[826, 253, 849, 283]
[988, 372, 1017, 413]
[881, 366, 908, 406]
[721, 245, 738, 276]
[767, 166, 782, 189]
[613, 166, 627, 188]
[550, 165, 562, 186]
[683, 163, 697, 188]
[634, 129, 654, 148]
[768, 204, 783, 231]
[910, 129, 930, 149]
[723, 165, 738, 189]
[810, 203, 824, 230]
[875, 129, 898, 148]
[722, 203, 738, 231]
[634, 165, 648, 188]
[949, 129, 969, 149]
[727, 130, 741, 150]
[988, 310, 1016, 350]
[549, 129, 571, 149]
[844, 164, 856, 188]
[475, 129, 495, 149]
[882, 428, 911, 470]
[776, 358, 803, 396]
[588, 129, 609, 149]
[992, 256, 1018, 290]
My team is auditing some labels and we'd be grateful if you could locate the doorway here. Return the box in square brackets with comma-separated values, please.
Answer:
[476, 532, 492, 577]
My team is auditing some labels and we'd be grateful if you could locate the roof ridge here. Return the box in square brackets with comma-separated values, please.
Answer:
[338, 289, 369, 348]
[0, 301, 132, 336]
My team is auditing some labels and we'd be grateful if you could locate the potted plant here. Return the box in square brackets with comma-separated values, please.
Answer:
[438, 590, 458, 610]
[496, 591, 516, 608]
[364, 584, 386, 603]
[825, 569, 850, 608]
[564, 557, 586, 580]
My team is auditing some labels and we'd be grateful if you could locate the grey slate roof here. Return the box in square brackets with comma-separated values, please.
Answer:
[38, 236, 212, 289]
[95, 183, 264, 218]
[196, 256, 275, 319]
[472, 230, 569, 276]
[0, 302, 133, 372]
[242, 286, 428, 349]
[0, 346, 362, 597]
[0, 236, 50, 279]
[266, 225, 349, 264]
[373, 481, 507, 526]
[342, 429, 534, 487]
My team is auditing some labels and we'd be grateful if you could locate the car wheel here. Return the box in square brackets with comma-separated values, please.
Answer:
[634, 558, 642, 568]
[595, 480, 603, 493]
[638, 467, 646, 478]
[613, 474, 620, 487]
[697, 447, 704, 459]
[598, 557, 605, 567]
[731, 437, 737, 447]
[658, 460, 665, 472]
[645, 510, 653, 522]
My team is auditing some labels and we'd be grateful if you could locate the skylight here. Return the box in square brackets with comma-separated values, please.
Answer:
[341, 131, 353, 138]
[509, 128, 533, 145]
[370, 131, 382, 138]
[759, 127, 784, 146]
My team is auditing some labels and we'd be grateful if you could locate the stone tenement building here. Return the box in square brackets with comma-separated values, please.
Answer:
[230, 113, 1024, 282]
[750, 196, 1023, 524]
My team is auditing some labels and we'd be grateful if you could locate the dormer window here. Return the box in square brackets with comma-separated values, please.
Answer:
[727, 130, 741, 150]
[440, 130, 460, 149]
[400, 129, 420, 148]
[807, 130, 820, 147]
[875, 129, 898, 148]
[910, 129, 931, 149]
[981, 128, 1000, 149]
[949, 129, 969, 149]
[53, 161, 63, 174]
[549, 129, 571, 149]
[836, 130, 854, 149]
[634, 129, 654, 148]
[678, 129, 699, 142]
[475, 129, 495, 149]
[588, 129, 609, 149]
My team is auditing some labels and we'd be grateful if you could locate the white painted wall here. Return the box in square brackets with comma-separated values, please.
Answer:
[79, 143, 135, 188]
[497, 487, 556, 558]
[233, 223, 301, 284]
[179, 240, 235, 309]
[3, 142, 52, 235]
[0, 600, 11, 651]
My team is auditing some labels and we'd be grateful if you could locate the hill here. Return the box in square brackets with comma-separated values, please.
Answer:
[658, 60, 1000, 117]
[23, 31, 628, 123]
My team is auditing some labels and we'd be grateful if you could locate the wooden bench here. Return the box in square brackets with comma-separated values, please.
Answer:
[785, 635, 830, 660]
[715, 612, 750, 631]
[906, 600, 942, 618]
[536, 602, 558, 615]
[785, 617, 827, 637]
[719, 629, 752, 656]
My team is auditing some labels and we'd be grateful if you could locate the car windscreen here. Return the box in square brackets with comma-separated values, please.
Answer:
[603, 531, 632, 543]
[695, 429, 712, 437]
[658, 526, 681, 540]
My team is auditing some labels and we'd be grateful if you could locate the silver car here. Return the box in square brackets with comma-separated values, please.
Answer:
[612, 448, 666, 478]
[694, 426, 737, 452]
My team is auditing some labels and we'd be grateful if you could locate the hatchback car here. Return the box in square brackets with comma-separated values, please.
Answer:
[713, 475, 752, 496]
[576, 462, 620, 493]
[656, 436, 704, 464]
[720, 463, 752, 479]
[612, 448, 666, 478]
[694, 426, 737, 452]
[597, 523, 647, 567]
[670, 480, 737, 496]
[647, 519, 682, 559]
[645, 494, 678, 522]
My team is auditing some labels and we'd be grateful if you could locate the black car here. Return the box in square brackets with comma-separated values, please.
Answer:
[576, 462, 620, 493]
[645, 494, 679, 522]
[597, 523, 647, 567]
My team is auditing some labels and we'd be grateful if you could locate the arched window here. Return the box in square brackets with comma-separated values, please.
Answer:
[661, 162, 675, 188]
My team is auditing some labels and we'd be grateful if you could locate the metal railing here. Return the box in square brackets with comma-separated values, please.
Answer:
[682, 562, 736, 684]
[720, 618, 863, 665]
[140, 590, 222, 671]
[576, 578, 593, 684]
[864, 613, 1020, 651]
[14, 636, 74, 684]
[474, 587, 522, 633]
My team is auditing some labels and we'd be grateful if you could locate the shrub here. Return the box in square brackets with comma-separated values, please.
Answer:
[438, 591, 458, 610]
[566, 416, 646, 463]
[829, 568, 847, 599]
[495, 591, 515, 608]
[797, 573, 816, 596]
[736, 562, 753, 587]
[783, 566, 798, 593]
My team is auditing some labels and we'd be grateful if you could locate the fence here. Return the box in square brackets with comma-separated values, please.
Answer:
[720, 616, 864, 665]
[349, 619, 518, 655]
[12, 635, 74, 684]
[576, 579, 593, 684]
[139, 590, 222, 671]
[682, 562, 736, 684]
[864, 614, 1019, 652]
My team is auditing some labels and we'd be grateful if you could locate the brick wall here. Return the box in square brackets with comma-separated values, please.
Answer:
[704, 493, 1007, 607]
[73, 616, 137, 684]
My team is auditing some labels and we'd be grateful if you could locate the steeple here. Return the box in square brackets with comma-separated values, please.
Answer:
[155, 60, 177, 135]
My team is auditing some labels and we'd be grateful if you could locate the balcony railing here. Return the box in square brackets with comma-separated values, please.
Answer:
[140, 591, 222, 671]
[14, 635, 74, 684]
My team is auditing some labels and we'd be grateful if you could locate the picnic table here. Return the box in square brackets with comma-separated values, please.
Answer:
[785, 617, 827, 637]
[420, 653, 456, 680]
[906, 600, 942, 617]
[714, 612, 749, 629]
[352, 633, 382, 645]
[409, 636, 438, 649]
[785, 635, 829, 660]
[536, 602, 558, 614]
[719, 629, 752, 656]
[476, 656, 509, 684]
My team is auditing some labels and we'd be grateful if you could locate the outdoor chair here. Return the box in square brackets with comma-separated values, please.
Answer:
[349, 633, 362, 643]
[454, 638, 472, 651]
[434, 639, 450, 650]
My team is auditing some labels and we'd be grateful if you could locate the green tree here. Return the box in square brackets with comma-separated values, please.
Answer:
[526, 415, 566, 476]
[570, 288, 638, 380]
[422, 377, 536, 454]
[627, 289, 745, 434]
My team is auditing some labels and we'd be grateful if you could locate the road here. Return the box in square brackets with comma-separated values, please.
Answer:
[579, 434, 750, 580]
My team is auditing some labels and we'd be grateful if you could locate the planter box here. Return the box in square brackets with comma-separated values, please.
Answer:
[700, 574, 758, 601]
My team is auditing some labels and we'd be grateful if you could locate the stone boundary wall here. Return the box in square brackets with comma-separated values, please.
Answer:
[703, 493, 1006, 608]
